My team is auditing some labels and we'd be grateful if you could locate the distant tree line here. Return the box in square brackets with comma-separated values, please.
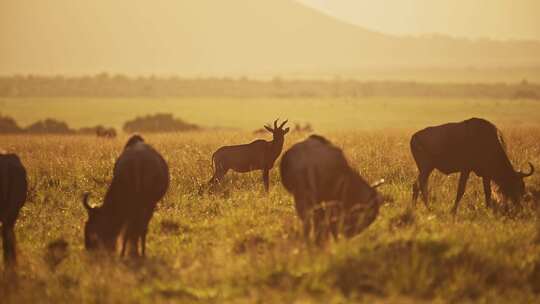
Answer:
[0, 74, 538, 99]
[0, 113, 199, 135]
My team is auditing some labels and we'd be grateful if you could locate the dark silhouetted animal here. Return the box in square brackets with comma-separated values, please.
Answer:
[410, 118, 534, 215]
[207, 119, 289, 192]
[82, 135, 169, 257]
[280, 135, 384, 244]
[293, 122, 313, 133]
[0, 153, 27, 266]
[96, 126, 117, 138]
[302, 123, 313, 132]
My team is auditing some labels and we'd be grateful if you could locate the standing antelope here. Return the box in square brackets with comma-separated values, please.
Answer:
[206, 119, 289, 192]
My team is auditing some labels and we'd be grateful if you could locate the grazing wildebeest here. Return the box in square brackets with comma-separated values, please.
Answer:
[280, 135, 384, 243]
[206, 119, 289, 192]
[0, 153, 27, 266]
[96, 126, 117, 138]
[410, 118, 534, 215]
[82, 135, 169, 257]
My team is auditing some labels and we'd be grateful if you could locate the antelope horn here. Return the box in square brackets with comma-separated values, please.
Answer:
[273, 119, 279, 129]
[82, 192, 93, 211]
[520, 162, 535, 178]
[370, 178, 385, 188]
[279, 119, 288, 129]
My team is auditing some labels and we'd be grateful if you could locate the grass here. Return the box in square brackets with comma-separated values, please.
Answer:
[2, 97, 540, 131]
[1, 98, 540, 303]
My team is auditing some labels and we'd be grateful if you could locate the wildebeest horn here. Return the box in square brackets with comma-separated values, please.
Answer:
[279, 119, 288, 129]
[82, 192, 93, 211]
[273, 119, 279, 129]
[371, 178, 385, 188]
[520, 162, 535, 178]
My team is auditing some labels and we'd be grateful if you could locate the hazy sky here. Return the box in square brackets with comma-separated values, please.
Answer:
[1, 0, 539, 75]
[299, 0, 540, 40]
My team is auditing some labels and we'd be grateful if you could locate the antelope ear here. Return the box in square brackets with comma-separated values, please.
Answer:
[283, 127, 290, 134]
[264, 126, 274, 133]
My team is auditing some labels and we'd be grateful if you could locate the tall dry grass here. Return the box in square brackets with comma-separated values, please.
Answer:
[1, 127, 539, 303]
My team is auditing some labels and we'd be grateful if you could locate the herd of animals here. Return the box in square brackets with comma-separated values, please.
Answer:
[0, 117, 536, 267]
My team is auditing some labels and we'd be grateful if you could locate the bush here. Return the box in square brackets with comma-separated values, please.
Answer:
[26, 118, 74, 134]
[123, 113, 199, 133]
[0, 114, 23, 133]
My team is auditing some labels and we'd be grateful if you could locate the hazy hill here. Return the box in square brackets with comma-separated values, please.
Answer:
[2, 0, 540, 77]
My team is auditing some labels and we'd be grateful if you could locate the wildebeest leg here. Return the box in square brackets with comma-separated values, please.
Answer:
[141, 233, 146, 257]
[482, 178, 492, 209]
[302, 215, 312, 241]
[2, 223, 17, 266]
[262, 169, 270, 192]
[412, 181, 420, 207]
[329, 205, 342, 241]
[417, 169, 433, 210]
[140, 216, 151, 258]
[127, 228, 140, 257]
[120, 228, 129, 257]
[293, 193, 312, 241]
[313, 207, 332, 246]
[120, 223, 140, 258]
[451, 171, 470, 216]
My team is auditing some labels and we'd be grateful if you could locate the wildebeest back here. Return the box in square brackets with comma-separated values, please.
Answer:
[280, 136, 353, 201]
[411, 118, 510, 176]
[280, 135, 381, 241]
[107, 142, 169, 212]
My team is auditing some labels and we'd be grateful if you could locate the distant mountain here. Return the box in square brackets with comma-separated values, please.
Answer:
[1, 0, 539, 77]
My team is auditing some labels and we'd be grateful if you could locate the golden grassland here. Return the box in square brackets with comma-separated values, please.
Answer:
[2, 97, 540, 131]
[1, 126, 540, 303]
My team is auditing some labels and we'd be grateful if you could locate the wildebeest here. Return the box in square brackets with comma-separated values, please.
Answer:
[206, 119, 289, 192]
[82, 135, 169, 257]
[280, 135, 384, 243]
[0, 153, 28, 266]
[410, 118, 534, 215]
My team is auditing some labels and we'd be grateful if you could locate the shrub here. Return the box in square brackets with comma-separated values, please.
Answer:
[123, 113, 199, 133]
[26, 118, 74, 134]
[0, 114, 23, 133]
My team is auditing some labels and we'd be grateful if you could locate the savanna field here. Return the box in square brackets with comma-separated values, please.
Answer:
[2, 97, 540, 303]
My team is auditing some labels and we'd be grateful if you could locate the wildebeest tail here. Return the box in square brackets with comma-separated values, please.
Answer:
[496, 127, 508, 152]
[210, 151, 217, 173]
